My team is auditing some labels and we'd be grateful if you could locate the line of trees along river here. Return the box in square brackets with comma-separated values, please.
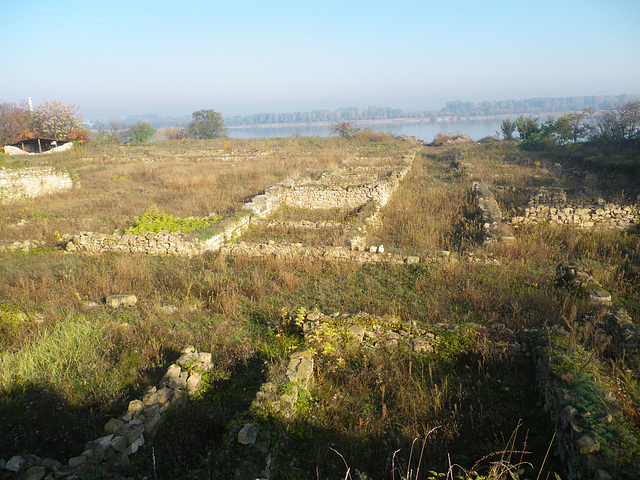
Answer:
[227, 117, 504, 141]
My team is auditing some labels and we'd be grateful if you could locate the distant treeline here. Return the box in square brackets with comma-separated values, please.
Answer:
[105, 94, 639, 128]
[225, 94, 639, 126]
[224, 106, 406, 126]
[438, 94, 639, 116]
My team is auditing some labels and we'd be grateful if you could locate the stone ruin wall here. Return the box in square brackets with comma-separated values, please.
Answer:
[0, 166, 74, 203]
[65, 154, 416, 258]
[533, 304, 640, 480]
[277, 164, 410, 211]
[512, 203, 640, 230]
[280, 183, 390, 210]
[219, 242, 422, 265]
[473, 184, 639, 248]
[64, 230, 203, 256]
[472, 181, 515, 244]
[2, 291, 636, 479]
[1, 346, 214, 479]
[509, 187, 640, 230]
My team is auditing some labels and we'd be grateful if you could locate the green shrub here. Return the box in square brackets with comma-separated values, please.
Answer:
[127, 121, 156, 143]
[125, 204, 220, 234]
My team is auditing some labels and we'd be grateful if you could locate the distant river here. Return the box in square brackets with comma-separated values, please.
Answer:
[227, 117, 505, 142]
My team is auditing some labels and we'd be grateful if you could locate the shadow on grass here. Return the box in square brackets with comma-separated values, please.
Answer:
[0, 353, 173, 463]
[130, 356, 267, 479]
[0, 382, 118, 461]
[128, 352, 563, 480]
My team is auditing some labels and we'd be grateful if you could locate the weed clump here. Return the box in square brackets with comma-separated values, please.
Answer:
[125, 204, 220, 234]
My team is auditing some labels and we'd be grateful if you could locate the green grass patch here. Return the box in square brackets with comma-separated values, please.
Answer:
[126, 204, 220, 234]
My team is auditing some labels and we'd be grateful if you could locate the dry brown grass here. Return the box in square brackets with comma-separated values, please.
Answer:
[368, 151, 482, 255]
[0, 137, 356, 243]
[1, 138, 638, 477]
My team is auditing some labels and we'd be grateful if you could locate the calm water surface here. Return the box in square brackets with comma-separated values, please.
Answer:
[227, 118, 504, 141]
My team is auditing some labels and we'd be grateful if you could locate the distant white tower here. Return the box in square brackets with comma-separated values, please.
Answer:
[28, 97, 33, 112]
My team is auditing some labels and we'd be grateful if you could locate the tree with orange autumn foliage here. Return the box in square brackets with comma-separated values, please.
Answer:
[0, 101, 32, 145]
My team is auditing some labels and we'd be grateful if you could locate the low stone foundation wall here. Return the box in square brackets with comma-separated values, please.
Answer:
[64, 152, 417, 257]
[0, 166, 74, 202]
[512, 203, 640, 230]
[242, 156, 414, 215]
[508, 187, 640, 230]
[557, 264, 613, 306]
[265, 219, 360, 231]
[472, 181, 514, 243]
[0, 346, 212, 479]
[544, 262, 640, 479]
[64, 230, 202, 255]
[219, 241, 422, 265]
[535, 331, 634, 480]
[280, 181, 394, 210]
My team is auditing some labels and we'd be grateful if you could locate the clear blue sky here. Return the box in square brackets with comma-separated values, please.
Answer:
[2, 0, 639, 121]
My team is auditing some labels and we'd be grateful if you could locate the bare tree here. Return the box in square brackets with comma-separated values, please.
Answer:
[0, 101, 27, 145]
[590, 100, 640, 144]
[108, 118, 124, 142]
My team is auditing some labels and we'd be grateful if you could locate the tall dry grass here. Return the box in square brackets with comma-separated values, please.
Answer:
[0, 138, 636, 476]
[368, 152, 482, 255]
[0, 137, 357, 243]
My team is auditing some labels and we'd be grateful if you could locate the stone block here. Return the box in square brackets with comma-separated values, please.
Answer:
[171, 388, 187, 407]
[104, 418, 124, 433]
[142, 391, 158, 406]
[126, 399, 144, 419]
[186, 372, 202, 392]
[120, 419, 145, 444]
[106, 294, 137, 308]
[25, 465, 46, 480]
[156, 386, 174, 405]
[576, 434, 600, 455]
[143, 403, 160, 420]
[238, 423, 259, 445]
[5, 455, 25, 472]
[85, 434, 114, 452]
[109, 435, 129, 453]
[144, 412, 163, 435]
[286, 349, 314, 386]
[67, 456, 87, 468]
[125, 434, 145, 455]
[347, 325, 367, 343]
[164, 365, 181, 378]
[166, 376, 187, 390]
[588, 289, 612, 306]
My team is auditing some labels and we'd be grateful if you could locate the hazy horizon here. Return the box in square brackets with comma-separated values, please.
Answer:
[3, 0, 639, 121]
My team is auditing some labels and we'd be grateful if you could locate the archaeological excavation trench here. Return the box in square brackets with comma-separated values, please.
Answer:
[1, 141, 639, 480]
